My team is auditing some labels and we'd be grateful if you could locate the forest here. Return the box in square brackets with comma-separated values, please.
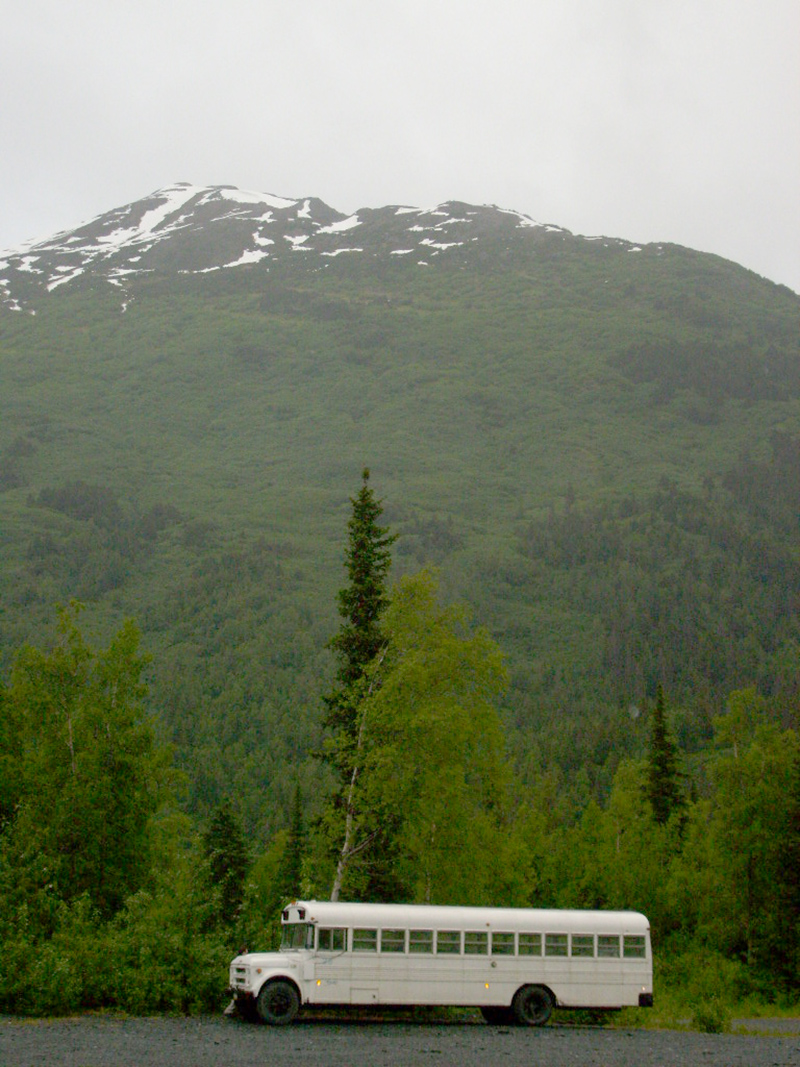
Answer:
[1, 214, 799, 1028]
[1, 471, 797, 1031]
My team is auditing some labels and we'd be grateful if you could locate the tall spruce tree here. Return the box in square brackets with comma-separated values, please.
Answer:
[202, 798, 249, 930]
[646, 684, 684, 824]
[279, 781, 305, 900]
[321, 469, 397, 901]
[323, 468, 397, 784]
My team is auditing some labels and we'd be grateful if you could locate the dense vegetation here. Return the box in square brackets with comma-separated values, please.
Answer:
[1, 575, 798, 1026]
[1, 224, 799, 1023]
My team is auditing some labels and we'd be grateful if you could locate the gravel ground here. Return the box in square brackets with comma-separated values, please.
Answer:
[2, 1015, 800, 1067]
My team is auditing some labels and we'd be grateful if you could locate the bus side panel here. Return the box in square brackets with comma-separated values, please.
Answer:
[545, 960, 653, 1009]
[325, 955, 652, 1010]
[364, 955, 467, 1006]
[304, 954, 351, 1005]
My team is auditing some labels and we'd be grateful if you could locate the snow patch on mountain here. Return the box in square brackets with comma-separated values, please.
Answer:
[224, 249, 270, 268]
[321, 247, 363, 257]
[317, 215, 361, 234]
[497, 206, 541, 228]
[206, 186, 297, 210]
[419, 238, 465, 252]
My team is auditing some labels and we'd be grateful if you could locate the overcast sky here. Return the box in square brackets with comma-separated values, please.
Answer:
[2, 0, 798, 292]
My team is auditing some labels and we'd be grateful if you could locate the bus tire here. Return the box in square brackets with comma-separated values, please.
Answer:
[256, 979, 300, 1025]
[512, 984, 554, 1026]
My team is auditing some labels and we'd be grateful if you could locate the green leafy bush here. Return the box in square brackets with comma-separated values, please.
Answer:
[692, 998, 730, 1034]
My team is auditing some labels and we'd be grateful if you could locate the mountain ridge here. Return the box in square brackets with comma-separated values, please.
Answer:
[1, 182, 663, 312]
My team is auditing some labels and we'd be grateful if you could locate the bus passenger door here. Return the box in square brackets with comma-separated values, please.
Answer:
[309, 927, 350, 1004]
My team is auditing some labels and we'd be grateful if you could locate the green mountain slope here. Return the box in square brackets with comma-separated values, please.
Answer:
[2, 190, 799, 829]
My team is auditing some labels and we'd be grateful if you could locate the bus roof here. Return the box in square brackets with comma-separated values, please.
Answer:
[284, 900, 649, 934]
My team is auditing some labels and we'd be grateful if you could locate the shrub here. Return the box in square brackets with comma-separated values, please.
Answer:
[692, 998, 730, 1034]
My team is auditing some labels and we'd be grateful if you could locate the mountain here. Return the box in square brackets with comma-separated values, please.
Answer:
[1, 181, 646, 310]
[2, 184, 799, 830]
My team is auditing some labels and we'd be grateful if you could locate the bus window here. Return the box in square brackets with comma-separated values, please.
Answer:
[436, 930, 461, 954]
[409, 930, 434, 953]
[464, 931, 488, 955]
[353, 928, 378, 952]
[318, 928, 347, 951]
[598, 935, 620, 958]
[623, 935, 646, 958]
[545, 933, 568, 957]
[381, 929, 406, 953]
[491, 932, 515, 955]
[518, 933, 542, 956]
[571, 935, 595, 958]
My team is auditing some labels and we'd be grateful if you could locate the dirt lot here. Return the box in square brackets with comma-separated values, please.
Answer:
[2, 1015, 800, 1067]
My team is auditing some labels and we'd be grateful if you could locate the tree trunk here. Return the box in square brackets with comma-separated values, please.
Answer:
[330, 648, 387, 901]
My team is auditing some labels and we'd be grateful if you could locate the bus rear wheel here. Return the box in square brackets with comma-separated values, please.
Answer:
[256, 980, 300, 1025]
[512, 984, 554, 1026]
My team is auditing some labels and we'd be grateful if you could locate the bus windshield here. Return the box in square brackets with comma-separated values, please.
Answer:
[281, 922, 314, 951]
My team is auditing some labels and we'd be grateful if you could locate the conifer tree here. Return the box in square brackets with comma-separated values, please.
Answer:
[319, 469, 397, 901]
[279, 782, 305, 900]
[202, 799, 249, 930]
[322, 468, 397, 784]
[646, 684, 684, 824]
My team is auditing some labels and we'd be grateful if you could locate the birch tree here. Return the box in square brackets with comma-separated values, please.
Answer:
[323, 570, 524, 904]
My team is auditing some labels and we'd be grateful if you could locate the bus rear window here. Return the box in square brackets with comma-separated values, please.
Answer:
[623, 935, 646, 958]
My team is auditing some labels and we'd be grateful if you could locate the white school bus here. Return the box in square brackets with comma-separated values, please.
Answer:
[229, 900, 653, 1025]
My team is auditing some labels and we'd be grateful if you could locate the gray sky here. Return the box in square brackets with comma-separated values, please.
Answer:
[2, 0, 798, 292]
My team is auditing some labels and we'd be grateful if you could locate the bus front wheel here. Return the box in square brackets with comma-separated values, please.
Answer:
[256, 980, 300, 1025]
[512, 984, 554, 1026]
